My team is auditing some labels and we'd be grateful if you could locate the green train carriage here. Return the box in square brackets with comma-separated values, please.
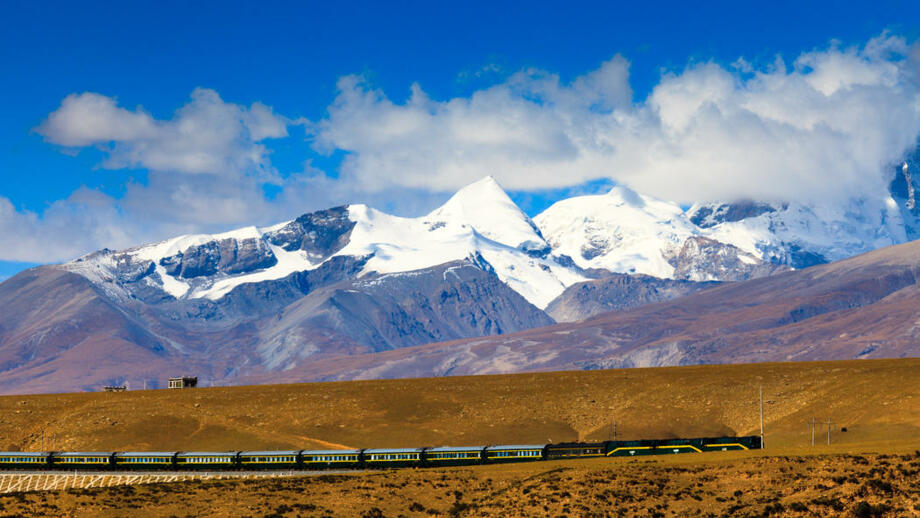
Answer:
[238, 451, 299, 470]
[300, 449, 362, 469]
[362, 448, 424, 468]
[423, 446, 485, 466]
[484, 445, 545, 463]
[51, 452, 114, 470]
[0, 452, 50, 470]
[175, 451, 238, 470]
[114, 452, 177, 470]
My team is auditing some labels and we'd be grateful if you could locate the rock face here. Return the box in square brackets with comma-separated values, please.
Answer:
[270, 238, 920, 383]
[890, 151, 920, 241]
[668, 237, 790, 282]
[0, 254, 555, 393]
[160, 238, 278, 279]
[255, 261, 555, 370]
[264, 206, 356, 260]
[688, 200, 778, 228]
[5, 169, 920, 393]
[546, 273, 719, 322]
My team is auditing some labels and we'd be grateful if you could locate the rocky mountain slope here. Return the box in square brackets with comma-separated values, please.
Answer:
[3, 161, 920, 393]
[267, 237, 920, 383]
[63, 177, 584, 311]
[534, 159, 920, 281]
[0, 257, 553, 393]
[545, 273, 719, 322]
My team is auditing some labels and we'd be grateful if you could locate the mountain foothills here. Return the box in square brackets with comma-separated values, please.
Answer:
[2, 159, 920, 393]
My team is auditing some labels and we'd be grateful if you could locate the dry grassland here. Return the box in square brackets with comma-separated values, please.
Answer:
[0, 358, 918, 516]
[0, 450, 918, 517]
[0, 358, 918, 452]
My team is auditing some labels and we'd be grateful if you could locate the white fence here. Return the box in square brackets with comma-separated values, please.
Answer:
[0, 471, 299, 494]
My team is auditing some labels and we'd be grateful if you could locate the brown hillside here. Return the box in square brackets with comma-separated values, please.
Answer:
[269, 238, 920, 383]
[0, 358, 917, 453]
[6, 452, 919, 517]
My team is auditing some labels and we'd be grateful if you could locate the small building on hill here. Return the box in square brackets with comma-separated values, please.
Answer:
[168, 376, 198, 389]
[102, 385, 126, 392]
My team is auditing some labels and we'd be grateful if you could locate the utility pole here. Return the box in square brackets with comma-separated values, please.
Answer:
[827, 418, 832, 446]
[614, 421, 617, 441]
[40, 429, 44, 451]
[52, 433, 56, 450]
[811, 417, 815, 447]
[759, 386, 765, 449]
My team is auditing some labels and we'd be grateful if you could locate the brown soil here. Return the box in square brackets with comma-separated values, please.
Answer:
[1, 450, 918, 517]
[0, 358, 918, 452]
[0, 358, 919, 516]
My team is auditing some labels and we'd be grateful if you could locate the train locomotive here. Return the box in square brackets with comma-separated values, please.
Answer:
[0, 435, 761, 471]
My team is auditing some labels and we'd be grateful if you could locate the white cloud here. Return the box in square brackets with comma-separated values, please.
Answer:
[37, 88, 289, 178]
[8, 33, 920, 265]
[0, 190, 131, 263]
[311, 34, 920, 204]
[0, 165, 448, 263]
[7, 88, 304, 262]
[35, 92, 158, 147]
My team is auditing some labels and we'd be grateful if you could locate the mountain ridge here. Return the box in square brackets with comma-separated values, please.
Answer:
[4, 164, 920, 393]
[254, 237, 920, 384]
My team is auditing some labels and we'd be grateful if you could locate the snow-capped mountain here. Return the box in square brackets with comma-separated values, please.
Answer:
[63, 176, 586, 310]
[6, 167, 920, 394]
[61, 168, 920, 322]
[534, 185, 785, 282]
[535, 166, 917, 282]
[687, 197, 907, 268]
[534, 185, 696, 278]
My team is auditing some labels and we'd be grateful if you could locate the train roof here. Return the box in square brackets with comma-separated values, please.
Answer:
[300, 449, 361, 455]
[0, 451, 47, 456]
[176, 451, 238, 456]
[425, 446, 485, 452]
[53, 452, 112, 456]
[547, 442, 606, 447]
[485, 445, 546, 450]
[239, 451, 299, 456]
[115, 452, 177, 457]
[363, 448, 425, 454]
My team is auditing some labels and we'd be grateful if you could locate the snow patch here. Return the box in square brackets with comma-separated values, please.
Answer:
[195, 243, 314, 301]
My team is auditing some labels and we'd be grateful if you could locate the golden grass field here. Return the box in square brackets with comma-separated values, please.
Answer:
[0, 449, 918, 516]
[0, 358, 918, 516]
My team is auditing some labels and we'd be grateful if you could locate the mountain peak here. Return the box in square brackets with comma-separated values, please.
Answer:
[425, 176, 549, 253]
[449, 175, 510, 204]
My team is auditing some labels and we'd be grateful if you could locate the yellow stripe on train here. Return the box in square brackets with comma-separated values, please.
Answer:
[606, 446, 653, 456]
[703, 443, 749, 450]
[606, 444, 702, 455]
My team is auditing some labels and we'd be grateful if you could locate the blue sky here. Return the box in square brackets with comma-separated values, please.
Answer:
[1, 1, 920, 278]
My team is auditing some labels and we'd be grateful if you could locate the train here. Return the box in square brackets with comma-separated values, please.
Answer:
[0, 435, 761, 471]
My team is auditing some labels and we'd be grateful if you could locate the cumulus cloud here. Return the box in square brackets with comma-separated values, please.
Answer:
[311, 34, 920, 204]
[8, 33, 920, 265]
[37, 88, 289, 178]
[12, 88, 308, 262]
[0, 190, 133, 262]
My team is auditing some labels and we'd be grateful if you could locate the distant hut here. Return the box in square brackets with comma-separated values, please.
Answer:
[102, 385, 126, 392]
[168, 376, 198, 389]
